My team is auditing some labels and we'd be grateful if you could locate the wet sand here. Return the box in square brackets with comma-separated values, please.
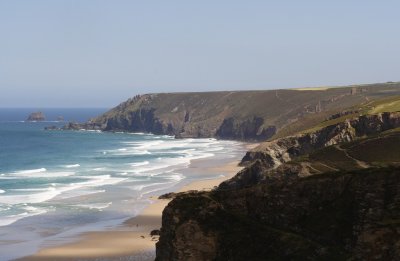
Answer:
[18, 160, 244, 261]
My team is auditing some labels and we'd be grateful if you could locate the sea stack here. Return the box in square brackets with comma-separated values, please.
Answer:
[26, 112, 46, 121]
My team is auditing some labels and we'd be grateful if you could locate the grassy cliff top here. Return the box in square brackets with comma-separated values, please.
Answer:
[90, 82, 400, 140]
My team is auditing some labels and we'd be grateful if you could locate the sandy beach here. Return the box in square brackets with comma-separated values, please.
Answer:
[17, 159, 245, 261]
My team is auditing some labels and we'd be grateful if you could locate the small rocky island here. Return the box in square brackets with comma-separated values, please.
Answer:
[26, 112, 46, 121]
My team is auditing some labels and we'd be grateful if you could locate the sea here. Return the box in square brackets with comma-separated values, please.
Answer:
[0, 108, 246, 260]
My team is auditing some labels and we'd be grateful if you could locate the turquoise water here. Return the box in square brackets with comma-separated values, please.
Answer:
[0, 109, 245, 260]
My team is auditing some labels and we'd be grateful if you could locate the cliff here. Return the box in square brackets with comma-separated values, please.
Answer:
[218, 112, 400, 189]
[156, 167, 400, 260]
[239, 112, 400, 168]
[156, 112, 400, 260]
[64, 82, 400, 141]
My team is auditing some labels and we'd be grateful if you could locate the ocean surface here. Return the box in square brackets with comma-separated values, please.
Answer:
[0, 108, 246, 260]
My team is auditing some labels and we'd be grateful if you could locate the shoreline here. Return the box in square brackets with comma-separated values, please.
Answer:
[17, 157, 246, 260]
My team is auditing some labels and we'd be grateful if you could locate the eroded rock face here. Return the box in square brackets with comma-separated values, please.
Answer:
[156, 193, 220, 261]
[156, 112, 400, 260]
[61, 85, 400, 141]
[221, 112, 400, 190]
[216, 117, 276, 141]
[62, 97, 279, 140]
[102, 108, 171, 135]
[157, 168, 400, 261]
[64, 100, 278, 141]
[240, 112, 400, 168]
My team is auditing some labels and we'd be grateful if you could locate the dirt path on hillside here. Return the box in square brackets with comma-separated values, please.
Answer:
[335, 145, 370, 169]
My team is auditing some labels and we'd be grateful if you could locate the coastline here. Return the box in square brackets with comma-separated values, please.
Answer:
[17, 154, 247, 260]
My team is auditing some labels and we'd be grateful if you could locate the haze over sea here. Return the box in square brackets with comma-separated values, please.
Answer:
[0, 108, 245, 260]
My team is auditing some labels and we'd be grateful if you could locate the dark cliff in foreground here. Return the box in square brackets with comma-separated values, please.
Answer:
[65, 82, 400, 141]
[157, 168, 400, 261]
[156, 112, 400, 260]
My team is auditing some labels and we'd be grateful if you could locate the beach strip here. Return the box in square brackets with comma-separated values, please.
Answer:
[18, 160, 244, 261]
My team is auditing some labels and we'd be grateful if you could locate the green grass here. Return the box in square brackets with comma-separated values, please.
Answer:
[299, 94, 400, 135]
[367, 96, 400, 114]
[302, 112, 360, 134]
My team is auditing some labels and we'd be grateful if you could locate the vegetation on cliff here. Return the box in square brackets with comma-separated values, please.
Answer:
[221, 120, 400, 190]
[155, 94, 400, 260]
[68, 82, 400, 141]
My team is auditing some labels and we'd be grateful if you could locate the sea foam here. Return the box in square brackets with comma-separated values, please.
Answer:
[74, 202, 112, 211]
[0, 206, 48, 227]
[13, 168, 47, 174]
[64, 164, 80, 168]
[8, 170, 75, 178]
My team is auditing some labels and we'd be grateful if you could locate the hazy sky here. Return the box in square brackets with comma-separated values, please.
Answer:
[1, 1, 399, 108]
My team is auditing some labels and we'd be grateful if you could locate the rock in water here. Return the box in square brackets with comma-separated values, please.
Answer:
[26, 112, 46, 121]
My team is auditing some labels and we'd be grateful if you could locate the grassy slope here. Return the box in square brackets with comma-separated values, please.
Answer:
[292, 129, 400, 173]
[302, 89, 400, 134]
[344, 131, 400, 165]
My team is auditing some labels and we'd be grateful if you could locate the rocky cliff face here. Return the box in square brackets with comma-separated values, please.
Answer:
[156, 111, 400, 260]
[215, 117, 276, 141]
[102, 107, 171, 135]
[240, 112, 400, 168]
[157, 168, 400, 261]
[63, 84, 400, 141]
[66, 93, 284, 140]
[221, 112, 400, 190]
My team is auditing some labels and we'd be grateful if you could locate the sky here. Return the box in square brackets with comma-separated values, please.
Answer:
[1, 0, 400, 108]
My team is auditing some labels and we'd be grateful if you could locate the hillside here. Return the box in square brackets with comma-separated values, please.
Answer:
[68, 82, 400, 141]
[222, 113, 400, 190]
[156, 111, 400, 260]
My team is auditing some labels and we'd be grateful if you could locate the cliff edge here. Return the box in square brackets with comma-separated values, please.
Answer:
[157, 167, 400, 260]
[64, 82, 400, 141]
[156, 111, 400, 260]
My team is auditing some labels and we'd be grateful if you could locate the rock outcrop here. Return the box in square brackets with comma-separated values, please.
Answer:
[26, 112, 46, 121]
[215, 117, 276, 141]
[240, 112, 400, 168]
[156, 167, 400, 261]
[220, 112, 400, 190]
